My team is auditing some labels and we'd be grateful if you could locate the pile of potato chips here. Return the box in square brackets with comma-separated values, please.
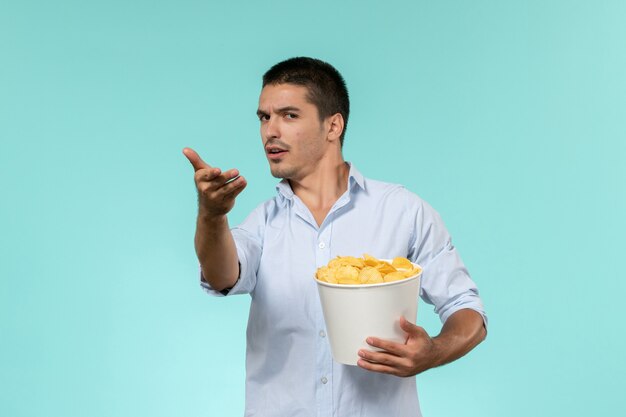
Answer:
[315, 254, 422, 285]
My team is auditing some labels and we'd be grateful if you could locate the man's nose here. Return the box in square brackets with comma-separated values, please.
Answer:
[263, 117, 280, 140]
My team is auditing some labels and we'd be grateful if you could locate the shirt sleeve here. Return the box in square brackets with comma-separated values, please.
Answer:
[200, 206, 265, 297]
[407, 194, 488, 328]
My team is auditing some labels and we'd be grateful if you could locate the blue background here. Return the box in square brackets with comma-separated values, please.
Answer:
[1, 1, 625, 416]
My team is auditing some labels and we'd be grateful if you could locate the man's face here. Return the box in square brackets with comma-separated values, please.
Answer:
[257, 83, 329, 181]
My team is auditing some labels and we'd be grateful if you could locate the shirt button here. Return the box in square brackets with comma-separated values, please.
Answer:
[318, 241, 326, 249]
[321, 377, 328, 384]
[319, 330, 326, 338]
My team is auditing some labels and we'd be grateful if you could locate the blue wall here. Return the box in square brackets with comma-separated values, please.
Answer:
[1, 1, 625, 415]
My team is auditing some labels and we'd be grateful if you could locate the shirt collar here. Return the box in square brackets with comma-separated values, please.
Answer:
[275, 162, 365, 203]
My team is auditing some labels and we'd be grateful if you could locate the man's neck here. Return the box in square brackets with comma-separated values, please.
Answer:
[288, 159, 350, 225]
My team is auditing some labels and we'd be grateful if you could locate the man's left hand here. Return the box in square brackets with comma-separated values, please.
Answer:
[357, 316, 439, 377]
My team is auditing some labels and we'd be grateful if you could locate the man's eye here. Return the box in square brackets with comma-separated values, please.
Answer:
[285, 113, 297, 119]
[259, 114, 269, 122]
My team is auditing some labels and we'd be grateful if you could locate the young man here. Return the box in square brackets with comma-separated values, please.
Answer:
[184, 57, 487, 417]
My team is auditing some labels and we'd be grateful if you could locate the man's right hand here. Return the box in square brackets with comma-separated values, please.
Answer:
[183, 147, 247, 217]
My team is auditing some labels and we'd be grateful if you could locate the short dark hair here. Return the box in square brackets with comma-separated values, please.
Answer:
[262, 57, 350, 146]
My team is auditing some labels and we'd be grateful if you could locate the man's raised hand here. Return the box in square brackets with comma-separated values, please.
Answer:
[183, 147, 247, 217]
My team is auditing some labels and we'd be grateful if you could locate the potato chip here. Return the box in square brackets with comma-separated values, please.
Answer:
[315, 266, 328, 282]
[392, 257, 413, 270]
[335, 265, 359, 284]
[400, 266, 422, 278]
[316, 266, 338, 283]
[338, 279, 361, 285]
[363, 254, 380, 267]
[375, 261, 397, 275]
[358, 266, 383, 284]
[315, 254, 420, 286]
[341, 256, 365, 268]
[327, 257, 343, 269]
[382, 272, 406, 282]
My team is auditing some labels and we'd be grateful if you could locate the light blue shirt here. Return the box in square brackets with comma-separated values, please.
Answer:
[202, 163, 486, 417]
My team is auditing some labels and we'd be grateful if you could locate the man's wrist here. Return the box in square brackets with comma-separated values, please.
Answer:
[429, 309, 486, 369]
[429, 335, 453, 369]
[197, 210, 228, 227]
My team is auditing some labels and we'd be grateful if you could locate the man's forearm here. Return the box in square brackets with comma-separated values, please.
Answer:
[430, 309, 487, 368]
[195, 212, 239, 292]
[183, 147, 247, 292]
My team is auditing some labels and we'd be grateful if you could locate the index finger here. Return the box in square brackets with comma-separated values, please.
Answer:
[364, 336, 407, 357]
[182, 147, 212, 172]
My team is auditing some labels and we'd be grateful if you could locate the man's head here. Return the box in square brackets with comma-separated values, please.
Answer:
[262, 57, 350, 146]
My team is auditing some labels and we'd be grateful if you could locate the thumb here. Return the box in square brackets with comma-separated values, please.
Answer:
[182, 147, 211, 172]
[399, 316, 421, 335]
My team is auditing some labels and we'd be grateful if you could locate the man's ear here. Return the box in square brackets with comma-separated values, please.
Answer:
[326, 113, 345, 143]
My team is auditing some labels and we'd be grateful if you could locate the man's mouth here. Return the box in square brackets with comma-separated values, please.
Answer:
[266, 146, 288, 159]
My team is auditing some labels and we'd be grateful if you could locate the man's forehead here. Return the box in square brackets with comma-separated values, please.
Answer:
[258, 83, 312, 109]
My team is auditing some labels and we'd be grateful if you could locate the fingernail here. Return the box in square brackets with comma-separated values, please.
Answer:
[366, 337, 373, 344]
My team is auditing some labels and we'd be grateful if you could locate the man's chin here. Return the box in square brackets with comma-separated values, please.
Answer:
[269, 166, 292, 180]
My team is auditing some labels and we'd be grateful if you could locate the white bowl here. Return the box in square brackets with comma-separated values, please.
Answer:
[315, 261, 422, 366]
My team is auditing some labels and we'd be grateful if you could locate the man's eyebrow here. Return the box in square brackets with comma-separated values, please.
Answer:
[276, 106, 301, 113]
[256, 106, 301, 117]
